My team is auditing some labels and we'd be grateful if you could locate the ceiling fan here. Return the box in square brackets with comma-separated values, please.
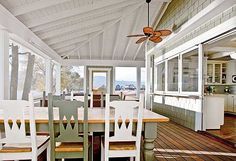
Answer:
[127, 0, 172, 44]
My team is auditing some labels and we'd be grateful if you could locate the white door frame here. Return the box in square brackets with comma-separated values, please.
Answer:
[88, 67, 112, 94]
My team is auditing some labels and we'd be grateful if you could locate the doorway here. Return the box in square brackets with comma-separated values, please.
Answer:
[203, 30, 236, 147]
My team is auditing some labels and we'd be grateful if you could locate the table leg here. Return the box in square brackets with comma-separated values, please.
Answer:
[143, 122, 157, 161]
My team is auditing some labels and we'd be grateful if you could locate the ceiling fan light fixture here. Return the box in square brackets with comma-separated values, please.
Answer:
[143, 27, 153, 35]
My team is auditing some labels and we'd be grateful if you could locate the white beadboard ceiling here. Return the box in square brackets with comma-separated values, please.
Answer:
[0, 0, 169, 61]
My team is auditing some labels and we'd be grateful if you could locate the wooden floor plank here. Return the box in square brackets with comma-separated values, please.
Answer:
[161, 123, 234, 161]
[158, 124, 216, 161]
[157, 130, 197, 161]
[154, 122, 236, 161]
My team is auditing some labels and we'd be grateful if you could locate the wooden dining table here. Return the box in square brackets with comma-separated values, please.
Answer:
[0, 107, 169, 161]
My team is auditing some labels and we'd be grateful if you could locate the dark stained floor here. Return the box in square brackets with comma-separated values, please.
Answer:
[154, 122, 236, 161]
[45, 121, 236, 161]
[206, 114, 236, 147]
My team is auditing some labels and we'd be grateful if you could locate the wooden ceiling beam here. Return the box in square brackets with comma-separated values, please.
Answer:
[12, 0, 70, 16]
[45, 26, 102, 45]
[38, 12, 121, 40]
[26, 0, 139, 28]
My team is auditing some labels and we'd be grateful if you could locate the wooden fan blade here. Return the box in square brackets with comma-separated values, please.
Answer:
[136, 37, 148, 44]
[153, 31, 161, 37]
[143, 27, 153, 35]
[150, 36, 162, 43]
[149, 35, 160, 41]
[127, 34, 145, 37]
[157, 29, 172, 36]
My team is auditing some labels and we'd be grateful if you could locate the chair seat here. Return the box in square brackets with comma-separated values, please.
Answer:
[109, 142, 136, 150]
[55, 142, 84, 152]
[0, 136, 49, 153]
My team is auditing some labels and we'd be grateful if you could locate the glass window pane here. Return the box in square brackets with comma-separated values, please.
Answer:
[32, 54, 45, 98]
[140, 68, 146, 93]
[168, 57, 178, 91]
[156, 62, 165, 91]
[93, 72, 107, 93]
[61, 66, 84, 94]
[115, 67, 137, 99]
[182, 49, 199, 92]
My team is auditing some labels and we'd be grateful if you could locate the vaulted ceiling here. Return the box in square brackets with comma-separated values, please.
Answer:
[0, 0, 169, 61]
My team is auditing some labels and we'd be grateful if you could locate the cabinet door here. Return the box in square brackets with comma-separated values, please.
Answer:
[214, 64, 221, 83]
[227, 95, 234, 112]
[234, 96, 236, 113]
[207, 64, 213, 83]
[224, 95, 228, 111]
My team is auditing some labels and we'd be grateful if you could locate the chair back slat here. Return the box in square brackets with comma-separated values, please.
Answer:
[0, 94, 36, 145]
[105, 94, 144, 142]
[48, 93, 89, 160]
[49, 95, 84, 142]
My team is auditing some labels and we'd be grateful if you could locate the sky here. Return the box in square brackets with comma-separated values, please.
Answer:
[71, 66, 146, 82]
[116, 67, 146, 82]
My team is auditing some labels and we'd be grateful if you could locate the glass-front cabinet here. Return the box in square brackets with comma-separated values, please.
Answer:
[206, 62, 226, 84]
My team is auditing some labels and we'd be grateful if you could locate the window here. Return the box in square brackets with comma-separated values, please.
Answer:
[52, 63, 57, 94]
[182, 49, 199, 92]
[140, 68, 146, 93]
[92, 72, 107, 93]
[61, 66, 84, 94]
[32, 54, 46, 98]
[168, 57, 178, 91]
[156, 62, 165, 91]
[115, 67, 137, 97]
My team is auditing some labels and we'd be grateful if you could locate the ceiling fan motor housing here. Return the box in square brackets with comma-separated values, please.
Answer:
[146, 0, 151, 3]
[143, 27, 153, 36]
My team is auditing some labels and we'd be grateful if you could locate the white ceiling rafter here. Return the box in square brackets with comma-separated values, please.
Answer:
[45, 26, 103, 45]
[133, 44, 144, 60]
[11, 0, 71, 16]
[122, 5, 144, 60]
[89, 41, 92, 60]
[30, 3, 129, 33]
[112, 20, 123, 60]
[26, 0, 140, 28]
[51, 36, 88, 50]
[38, 12, 121, 40]
[67, 2, 145, 58]
[0, 4, 61, 62]
[101, 32, 105, 59]
[56, 45, 78, 54]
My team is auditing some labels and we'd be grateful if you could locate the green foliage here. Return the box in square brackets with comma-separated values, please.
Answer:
[61, 66, 84, 93]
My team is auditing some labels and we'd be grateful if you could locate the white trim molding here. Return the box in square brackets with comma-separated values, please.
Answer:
[62, 59, 145, 67]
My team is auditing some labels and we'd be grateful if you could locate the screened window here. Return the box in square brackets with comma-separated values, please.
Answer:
[168, 57, 178, 91]
[140, 68, 146, 92]
[115, 67, 137, 97]
[156, 62, 165, 91]
[32, 54, 46, 98]
[182, 49, 199, 92]
[61, 66, 84, 94]
[93, 72, 107, 93]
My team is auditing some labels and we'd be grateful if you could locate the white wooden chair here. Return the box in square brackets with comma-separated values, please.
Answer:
[101, 93, 144, 161]
[0, 94, 50, 161]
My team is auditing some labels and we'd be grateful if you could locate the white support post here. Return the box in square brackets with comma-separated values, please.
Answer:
[55, 64, 61, 95]
[10, 45, 19, 100]
[136, 67, 141, 98]
[0, 30, 9, 100]
[84, 65, 87, 94]
[113, 67, 116, 94]
[145, 44, 151, 109]
[45, 59, 52, 94]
